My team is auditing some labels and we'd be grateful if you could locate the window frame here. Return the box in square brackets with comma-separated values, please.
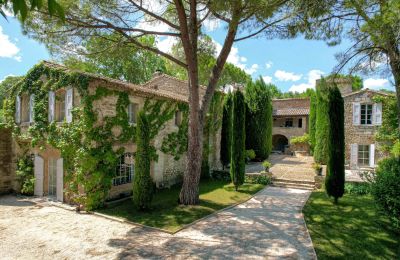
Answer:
[113, 153, 134, 186]
[128, 103, 139, 125]
[55, 90, 66, 122]
[357, 144, 370, 166]
[360, 103, 373, 125]
[20, 94, 30, 123]
[175, 111, 182, 126]
[285, 118, 293, 128]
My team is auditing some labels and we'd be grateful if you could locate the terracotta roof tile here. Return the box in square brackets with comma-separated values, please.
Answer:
[273, 108, 310, 116]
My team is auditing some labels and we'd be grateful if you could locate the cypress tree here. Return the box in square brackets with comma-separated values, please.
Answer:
[326, 86, 345, 203]
[133, 111, 153, 210]
[244, 77, 273, 159]
[230, 90, 246, 191]
[314, 78, 330, 164]
[220, 92, 233, 169]
[309, 90, 317, 153]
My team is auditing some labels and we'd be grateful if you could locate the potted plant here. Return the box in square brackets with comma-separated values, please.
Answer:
[262, 160, 272, 173]
[312, 163, 322, 176]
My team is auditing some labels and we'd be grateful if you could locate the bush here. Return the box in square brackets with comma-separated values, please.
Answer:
[290, 134, 310, 145]
[262, 160, 271, 171]
[133, 111, 154, 210]
[245, 174, 272, 185]
[16, 155, 35, 195]
[344, 182, 371, 195]
[309, 90, 317, 153]
[245, 149, 256, 162]
[371, 157, 400, 229]
[211, 170, 231, 182]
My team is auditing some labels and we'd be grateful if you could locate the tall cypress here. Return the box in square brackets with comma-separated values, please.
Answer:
[314, 78, 330, 164]
[220, 92, 233, 169]
[309, 90, 317, 153]
[133, 111, 153, 210]
[326, 86, 345, 203]
[230, 90, 246, 191]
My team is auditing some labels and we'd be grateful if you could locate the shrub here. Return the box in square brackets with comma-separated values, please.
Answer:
[262, 160, 271, 171]
[290, 134, 310, 145]
[245, 174, 272, 185]
[314, 78, 330, 164]
[230, 90, 246, 191]
[309, 90, 317, 153]
[245, 149, 256, 162]
[344, 182, 371, 195]
[220, 92, 233, 169]
[211, 170, 231, 182]
[371, 157, 400, 229]
[133, 111, 154, 210]
[325, 86, 344, 203]
[16, 155, 35, 195]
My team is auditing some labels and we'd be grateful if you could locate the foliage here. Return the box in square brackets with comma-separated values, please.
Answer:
[0, 0, 64, 21]
[262, 160, 271, 170]
[230, 90, 246, 191]
[312, 162, 322, 171]
[244, 76, 273, 159]
[392, 141, 400, 157]
[344, 182, 371, 195]
[0, 75, 23, 108]
[245, 174, 272, 185]
[303, 189, 400, 259]
[15, 155, 34, 195]
[220, 92, 233, 168]
[97, 180, 264, 233]
[314, 78, 330, 164]
[211, 170, 231, 182]
[245, 149, 256, 162]
[374, 95, 400, 152]
[309, 90, 317, 152]
[132, 111, 154, 210]
[325, 86, 345, 203]
[290, 134, 310, 145]
[371, 157, 400, 230]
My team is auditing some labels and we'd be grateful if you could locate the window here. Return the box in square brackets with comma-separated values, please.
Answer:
[56, 92, 66, 122]
[113, 153, 134, 186]
[285, 118, 293, 127]
[21, 95, 30, 123]
[48, 158, 57, 196]
[360, 104, 373, 125]
[298, 118, 303, 128]
[175, 111, 182, 126]
[358, 145, 370, 166]
[128, 103, 139, 124]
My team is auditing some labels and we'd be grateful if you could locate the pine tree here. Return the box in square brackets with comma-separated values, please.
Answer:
[309, 90, 317, 153]
[326, 86, 345, 203]
[133, 111, 153, 210]
[220, 92, 233, 169]
[230, 90, 246, 191]
[314, 78, 330, 164]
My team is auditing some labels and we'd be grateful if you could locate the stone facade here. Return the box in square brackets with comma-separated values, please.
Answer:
[0, 129, 17, 194]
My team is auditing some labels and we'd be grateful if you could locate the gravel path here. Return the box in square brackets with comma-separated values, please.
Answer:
[0, 187, 315, 259]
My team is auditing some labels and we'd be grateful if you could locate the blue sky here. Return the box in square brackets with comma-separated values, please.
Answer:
[0, 14, 394, 93]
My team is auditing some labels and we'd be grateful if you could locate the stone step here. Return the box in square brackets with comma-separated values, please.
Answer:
[272, 178, 315, 185]
[272, 178, 315, 190]
[272, 182, 315, 191]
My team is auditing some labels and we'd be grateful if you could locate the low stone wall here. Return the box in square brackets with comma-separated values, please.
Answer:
[0, 129, 15, 194]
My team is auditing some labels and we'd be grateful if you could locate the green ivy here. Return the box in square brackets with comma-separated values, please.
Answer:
[16, 155, 35, 195]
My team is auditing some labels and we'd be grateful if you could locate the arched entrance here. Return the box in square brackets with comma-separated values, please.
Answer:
[272, 134, 289, 152]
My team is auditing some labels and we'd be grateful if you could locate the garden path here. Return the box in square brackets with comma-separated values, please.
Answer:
[0, 187, 315, 259]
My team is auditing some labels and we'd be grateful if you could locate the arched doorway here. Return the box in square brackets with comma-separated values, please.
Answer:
[272, 134, 289, 152]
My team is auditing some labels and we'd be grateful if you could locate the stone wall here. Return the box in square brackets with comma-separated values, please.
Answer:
[0, 129, 15, 194]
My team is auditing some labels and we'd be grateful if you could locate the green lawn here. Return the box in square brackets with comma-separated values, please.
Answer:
[97, 180, 264, 232]
[303, 189, 400, 259]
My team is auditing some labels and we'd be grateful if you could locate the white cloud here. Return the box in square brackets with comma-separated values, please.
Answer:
[203, 18, 221, 32]
[1, 7, 13, 17]
[0, 74, 15, 83]
[244, 64, 259, 75]
[363, 78, 389, 90]
[274, 70, 302, 82]
[0, 26, 21, 62]
[289, 69, 324, 93]
[156, 36, 176, 53]
[262, 76, 273, 84]
[265, 61, 273, 69]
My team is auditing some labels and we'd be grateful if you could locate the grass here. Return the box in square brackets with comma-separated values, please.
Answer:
[303, 189, 400, 259]
[97, 180, 264, 232]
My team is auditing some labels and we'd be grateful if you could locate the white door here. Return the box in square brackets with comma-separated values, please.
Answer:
[56, 158, 64, 202]
[34, 155, 44, 196]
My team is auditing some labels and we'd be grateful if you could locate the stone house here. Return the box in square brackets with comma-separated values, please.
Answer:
[7, 61, 222, 203]
[272, 98, 310, 153]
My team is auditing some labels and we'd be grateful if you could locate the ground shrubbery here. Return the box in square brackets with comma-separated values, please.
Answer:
[344, 182, 371, 195]
[371, 157, 400, 229]
[245, 174, 272, 185]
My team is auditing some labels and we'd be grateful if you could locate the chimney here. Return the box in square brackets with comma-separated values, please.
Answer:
[316, 78, 353, 96]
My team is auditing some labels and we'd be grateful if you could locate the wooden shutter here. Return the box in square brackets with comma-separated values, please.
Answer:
[56, 158, 64, 202]
[15, 95, 21, 123]
[374, 103, 382, 125]
[66, 88, 73, 123]
[369, 144, 375, 167]
[353, 103, 360, 125]
[34, 155, 44, 196]
[350, 144, 358, 168]
[128, 103, 133, 123]
[29, 94, 35, 123]
[48, 91, 55, 122]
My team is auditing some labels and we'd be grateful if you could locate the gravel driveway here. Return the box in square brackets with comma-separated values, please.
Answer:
[0, 187, 315, 259]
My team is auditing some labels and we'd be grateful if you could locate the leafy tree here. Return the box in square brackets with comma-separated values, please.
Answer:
[0, 75, 22, 107]
[309, 89, 317, 153]
[325, 86, 345, 203]
[133, 111, 153, 210]
[22, 0, 320, 205]
[314, 78, 330, 164]
[230, 90, 245, 191]
[220, 91, 233, 169]
[244, 76, 272, 159]
[0, 0, 63, 21]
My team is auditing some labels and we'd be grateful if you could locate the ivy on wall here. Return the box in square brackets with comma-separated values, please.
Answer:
[2, 62, 185, 210]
